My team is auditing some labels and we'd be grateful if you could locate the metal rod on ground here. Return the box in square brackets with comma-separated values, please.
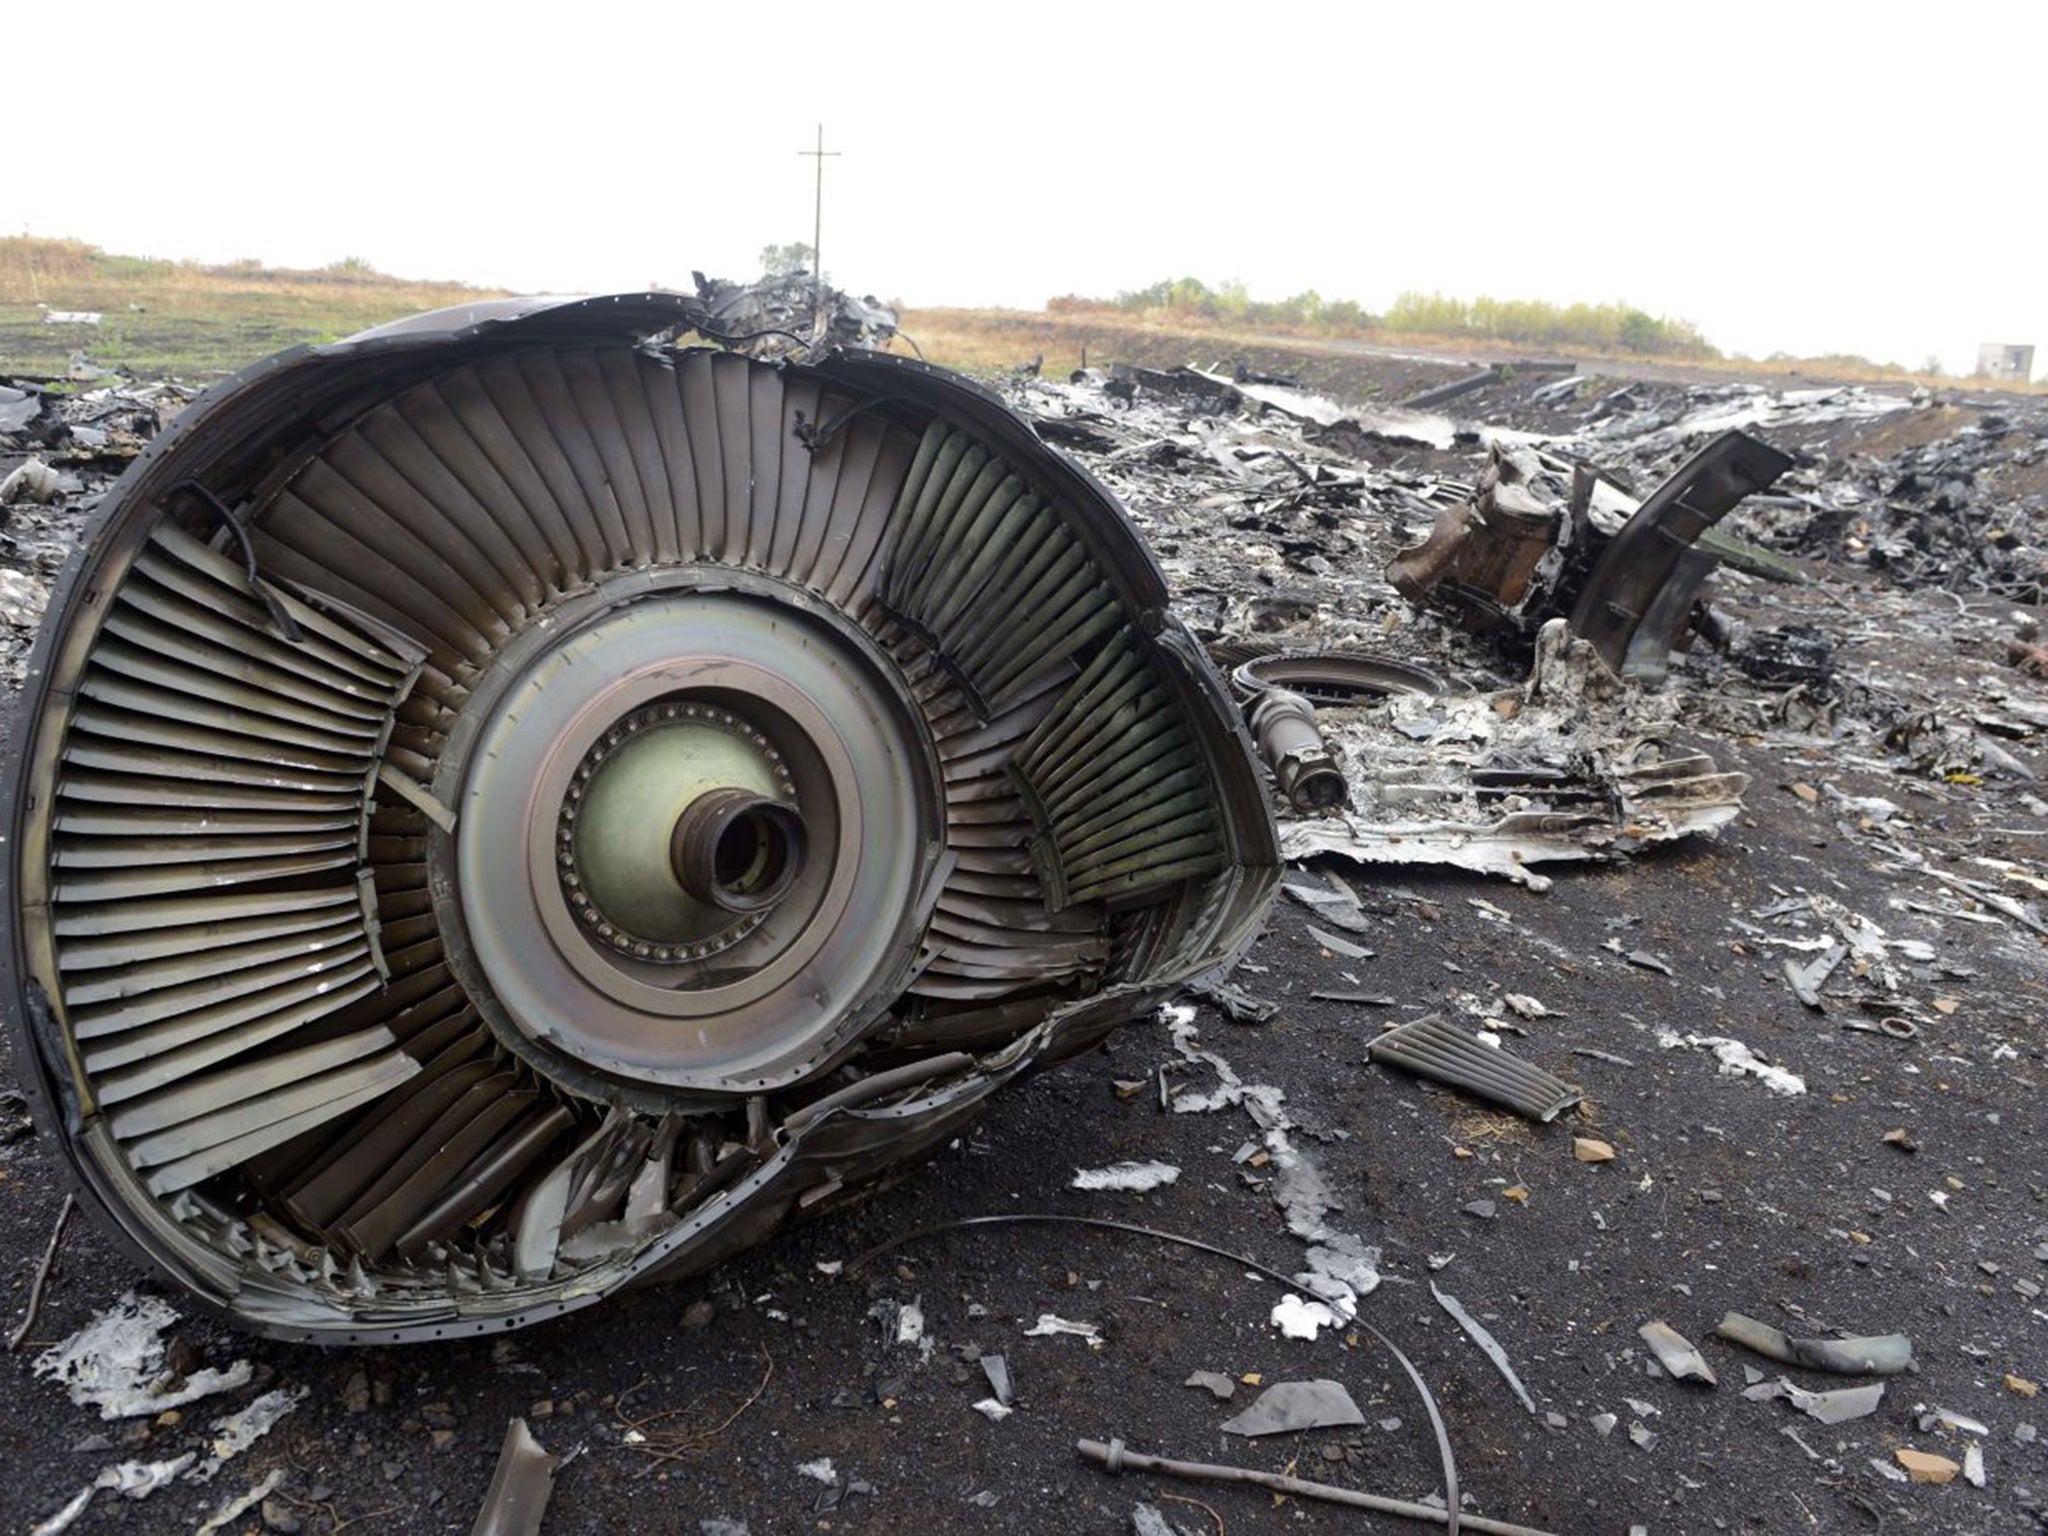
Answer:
[1077, 1439, 1562, 1536]
[847, 1212, 1461, 1528]
[8, 1194, 74, 1351]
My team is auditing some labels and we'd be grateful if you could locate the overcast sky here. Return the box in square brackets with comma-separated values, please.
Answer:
[15, 0, 2045, 375]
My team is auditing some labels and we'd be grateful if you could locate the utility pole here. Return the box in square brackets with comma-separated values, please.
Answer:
[797, 125, 840, 284]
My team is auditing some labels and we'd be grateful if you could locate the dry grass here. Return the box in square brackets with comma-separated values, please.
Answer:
[0, 237, 510, 379]
[1448, 1106, 1539, 1149]
[896, 304, 2046, 395]
[5, 236, 2033, 396]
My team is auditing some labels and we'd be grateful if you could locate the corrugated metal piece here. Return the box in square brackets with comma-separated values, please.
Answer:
[1367, 1013, 1582, 1123]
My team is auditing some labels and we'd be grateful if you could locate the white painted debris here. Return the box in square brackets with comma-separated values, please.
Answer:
[190, 1386, 304, 1481]
[1023, 1314, 1101, 1343]
[980, 1354, 1013, 1407]
[1071, 1160, 1181, 1193]
[796, 1457, 838, 1484]
[1503, 993, 1559, 1019]
[43, 311, 103, 326]
[0, 460, 61, 507]
[34, 1291, 255, 1419]
[970, 1397, 1013, 1422]
[1657, 1032, 1806, 1096]
[196, 1469, 287, 1536]
[1743, 1376, 1885, 1424]
[1434, 1283, 1538, 1414]
[36, 1452, 200, 1535]
[1270, 1293, 1339, 1340]
[895, 1298, 925, 1347]
[29, 1488, 95, 1536]
[1921, 1405, 1990, 1436]
[1222, 1378, 1366, 1437]
[1964, 1442, 1987, 1487]
[1638, 1320, 1717, 1386]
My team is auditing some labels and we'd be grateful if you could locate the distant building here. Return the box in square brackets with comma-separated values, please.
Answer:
[1976, 343, 2035, 382]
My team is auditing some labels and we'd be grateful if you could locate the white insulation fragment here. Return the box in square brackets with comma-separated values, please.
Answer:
[1270, 1293, 1340, 1340]
[1023, 1314, 1101, 1342]
[1071, 1160, 1181, 1193]
[191, 1386, 305, 1481]
[33, 1291, 255, 1420]
[29, 1486, 95, 1536]
[196, 1469, 288, 1536]
[1658, 1032, 1807, 1096]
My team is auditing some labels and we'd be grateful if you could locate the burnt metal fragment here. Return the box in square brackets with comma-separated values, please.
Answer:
[1725, 622, 1833, 686]
[1715, 1312, 1913, 1376]
[1388, 431, 1793, 684]
[1226, 647, 1447, 817]
[1247, 687, 1347, 813]
[1399, 368, 1507, 411]
[1387, 446, 1572, 632]
[1568, 431, 1795, 682]
[0, 293, 1277, 1341]
[470, 1418, 557, 1536]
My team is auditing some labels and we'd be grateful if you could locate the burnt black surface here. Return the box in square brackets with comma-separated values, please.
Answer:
[5, 345, 2048, 1535]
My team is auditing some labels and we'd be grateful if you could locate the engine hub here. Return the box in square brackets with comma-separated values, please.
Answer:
[441, 579, 943, 1100]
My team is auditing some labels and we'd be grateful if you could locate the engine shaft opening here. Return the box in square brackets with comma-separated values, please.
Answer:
[673, 789, 808, 914]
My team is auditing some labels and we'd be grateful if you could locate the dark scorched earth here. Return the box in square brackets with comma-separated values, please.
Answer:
[3, 348, 2048, 1535]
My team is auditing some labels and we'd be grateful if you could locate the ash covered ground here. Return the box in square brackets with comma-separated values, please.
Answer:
[3, 346, 2047, 1535]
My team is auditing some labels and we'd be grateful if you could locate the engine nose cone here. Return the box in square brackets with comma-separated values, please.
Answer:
[564, 705, 793, 948]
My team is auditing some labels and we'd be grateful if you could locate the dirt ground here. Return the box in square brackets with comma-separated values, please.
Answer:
[3, 341, 2046, 1536]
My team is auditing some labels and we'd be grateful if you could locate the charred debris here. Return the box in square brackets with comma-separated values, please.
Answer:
[6, 273, 2048, 1532]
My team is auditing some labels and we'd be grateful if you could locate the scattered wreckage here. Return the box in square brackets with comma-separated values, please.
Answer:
[8, 281, 2048, 1533]
[0, 290, 1278, 1341]
[0, 282, 1828, 1347]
